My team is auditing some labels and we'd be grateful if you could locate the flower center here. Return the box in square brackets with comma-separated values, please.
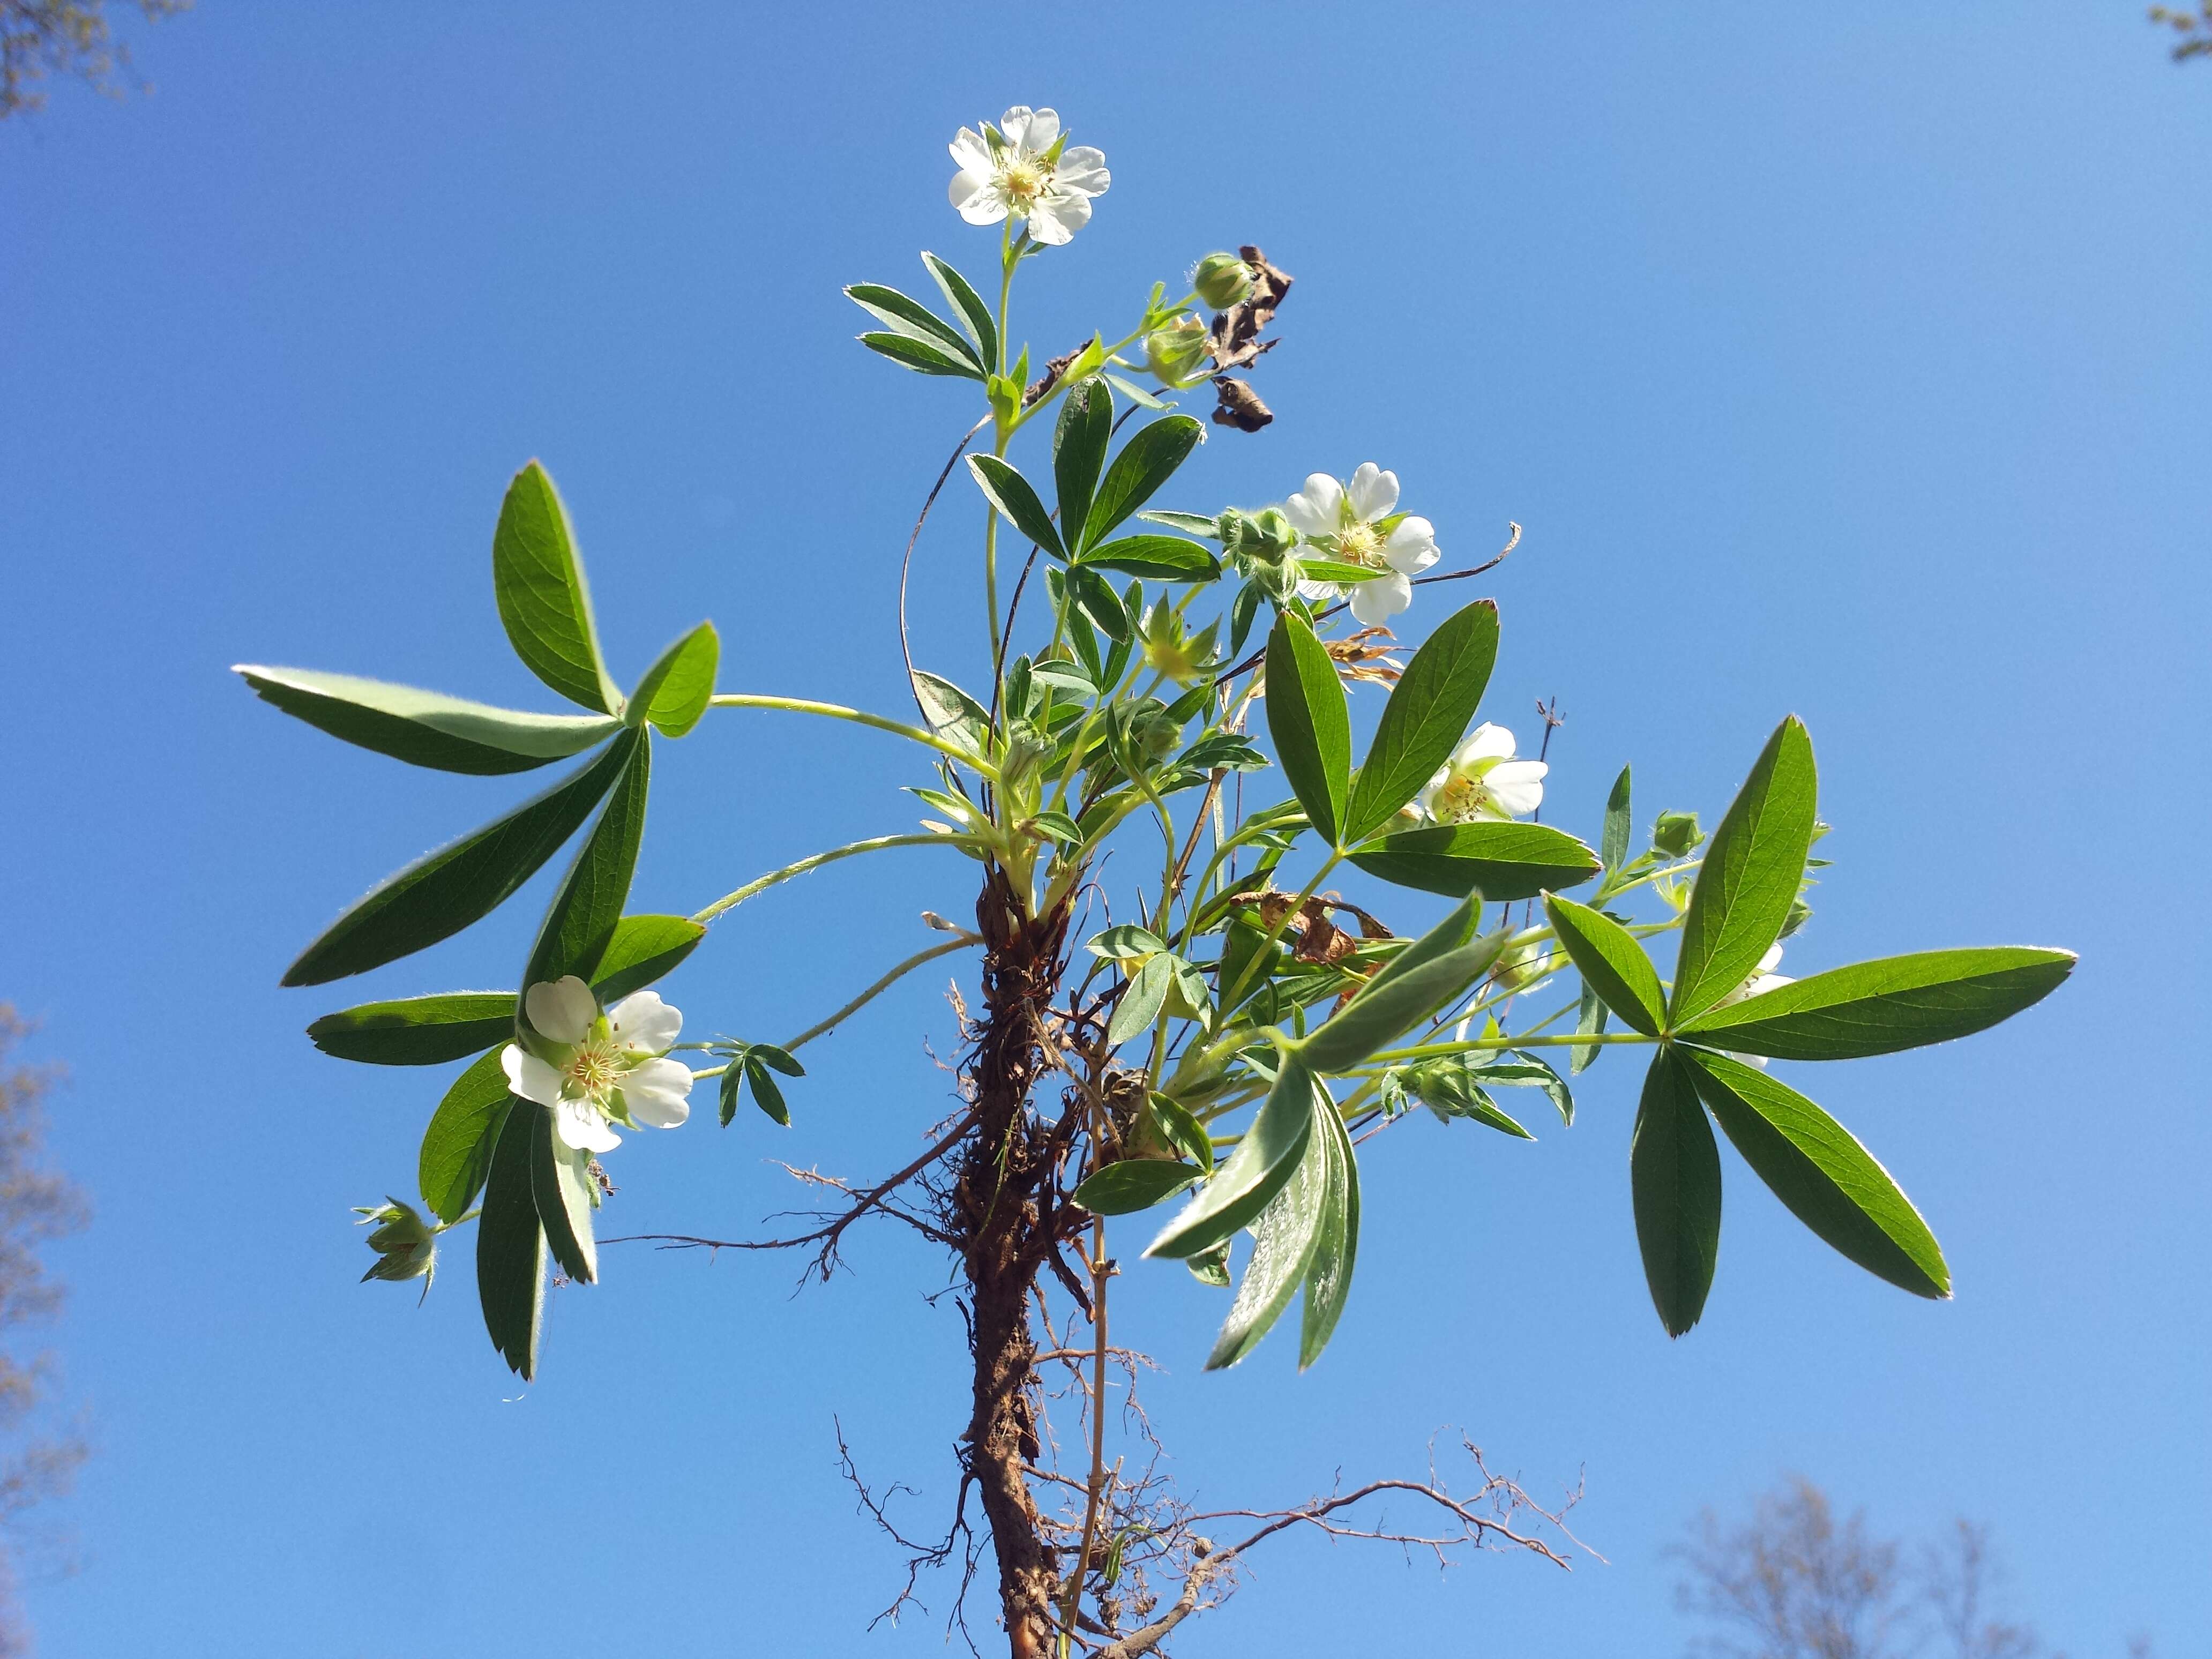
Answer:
[1335, 522, 1381, 567]
[1432, 774, 1494, 823]
[563, 1037, 623, 1105]
[1000, 158, 1048, 208]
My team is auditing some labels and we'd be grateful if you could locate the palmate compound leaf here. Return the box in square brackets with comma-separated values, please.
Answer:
[1147, 1052, 1321, 1261]
[476, 1098, 547, 1379]
[1348, 821, 1600, 901]
[492, 461, 624, 717]
[1543, 894, 1666, 1038]
[282, 730, 639, 987]
[1206, 1092, 1332, 1371]
[307, 993, 517, 1066]
[522, 731, 651, 997]
[1670, 716, 1819, 1026]
[1630, 1048, 1722, 1337]
[1071, 1158, 1201, 1216]
[1679, 1048, 1948, 1299]
[1339, 599, 1501, 845]
[843, 282, 983, 372]
[1676, 947, 2077, 1060]
[418, 1045, 514, 1223]
[1264, 611, 1350, 847]
[858, 332, 982, 379]
[967, 455, 1066, 560]
[1081, 415, 1204, 550]
[234, 666, 622, 776]
[921, 252, 998, 371]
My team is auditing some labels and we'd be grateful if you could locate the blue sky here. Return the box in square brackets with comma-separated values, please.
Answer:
[3, 3, 2207, 1654]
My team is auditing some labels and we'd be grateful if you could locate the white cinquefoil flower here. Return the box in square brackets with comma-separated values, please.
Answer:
[1419, 723, 1548, 823]
[501, 976, 694, 1155]
[947, 107, 1109, 246]
[1282, 464, 1440, 627]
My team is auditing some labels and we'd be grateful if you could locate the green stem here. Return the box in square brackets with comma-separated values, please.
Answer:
[690, 833, 952, 925]
[1364, 1030, 1655, 1065]
[708, 694, 991, 773]
[783, 935, 981, 1053]
[1216, 850, 1343, 1014]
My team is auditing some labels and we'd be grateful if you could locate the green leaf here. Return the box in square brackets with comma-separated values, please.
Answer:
[1186, 1242, 1231, 1288]
[627, 622, 719, 737]
[529, 1098, 599, 1284]
[1569, 978, 1608, 1075]
[1066, 562, 1131, 642]
[1670, 716, 1819, 1026]
[1078, 535, 1221, 582]
[858, 331, 982, 379]
[308, 993, 518, 1066]
[844, 282, 980, 368]
[522, 731, 651, 997]
[921, 252, 998, 368]
[1630, 1049, 1722, 1337]
[1072, 1159, 1200, 1216]
[1682, 1050, 1948, 1299]
[1147, 1052, 1320, 1260]
[1138, 510, 1220, 537]
[1297, 922, 1508, 1075]
[1340, 599, 1501, 844]
[1678, 947, 2076, 1060]
[744, 1055, 790, 1126]
[282, 732, 637, 987]
[1407, 1060, 1536, 1137]
[1507, 1048, 1575, 1126]
[1087, 923, 1166, 962]
[1082, 416, 1204, 549]
[1102, 372, 1170, 410]
[1543, 894, 1665, 1039]
[1053, 377, 1113, 554]
[968, 455, 1066, 559]
[910, 670, 991, 756]
[1207, 1104, 1331, 1370]
[1349, 820, 1601, 900]
[492, 460, 622, 716]
[476, 1099, 546, 1379]
[1146, 1092, 1214, 1171]
[1108, 954, 1174, 1047]
[1264, 612, 1350, 846]
[235, 665, 621, 776]
[589, 914, 705, 1003]
[1601, 764, 1633, 874]
[1295, 558, 1390, 585]
[1297, 1103, 1360, 1370]
[751, 1043, 805, 1078]
[418, 1046, 514, 1222]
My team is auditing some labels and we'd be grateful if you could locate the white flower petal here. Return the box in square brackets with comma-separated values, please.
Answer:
[501, 1045, 567, 1110]
[1485, 765, 1547, 819]
[1283, 475, 1343, 537]
[1002, 106, 1056, 154]
[608, 991, 681, 1056]
[1028, 190, 1090, 244]
[1348, 571, 1412, 626]
[525, 976, 596, 1045]
[556, 1097, 620, 1154]
[1347, 464, 1399, 522]
[1055, 147, 1109, 195]
[1454, 723, 1518, 768]
[620, 1058, 696, 1129]
[951, 169, 1005, 221]
[949, 128, 992, 172]
[1755, 944, 1784, 975]
[1296, 576, 1341, 603]
[1383, 518, 1440, 574]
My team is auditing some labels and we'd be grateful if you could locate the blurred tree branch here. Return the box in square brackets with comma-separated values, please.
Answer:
[2149, 3, 2212, 61]
[1, 1, 190, 119]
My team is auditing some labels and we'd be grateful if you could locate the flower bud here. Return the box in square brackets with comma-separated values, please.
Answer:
[1652, 810, 1703, 857]
[1144, 314, 1212, 389]
[1193, 252, 1254, 310]
[355, 1197, 437, 1294]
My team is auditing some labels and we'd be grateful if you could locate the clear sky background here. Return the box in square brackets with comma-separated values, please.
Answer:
[3, 4, 2207, 1654]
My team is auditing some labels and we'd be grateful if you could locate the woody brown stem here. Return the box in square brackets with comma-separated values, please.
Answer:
[956, 868, 1075, 1658]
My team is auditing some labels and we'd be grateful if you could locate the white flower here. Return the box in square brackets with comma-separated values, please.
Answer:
[1705, 945, 1795, 1067]
[500, 976, 693, 1155]
[1281, 464, 1441, 627]
[1419, 724, 1547, 824]
[947, 107, 1109, 246]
